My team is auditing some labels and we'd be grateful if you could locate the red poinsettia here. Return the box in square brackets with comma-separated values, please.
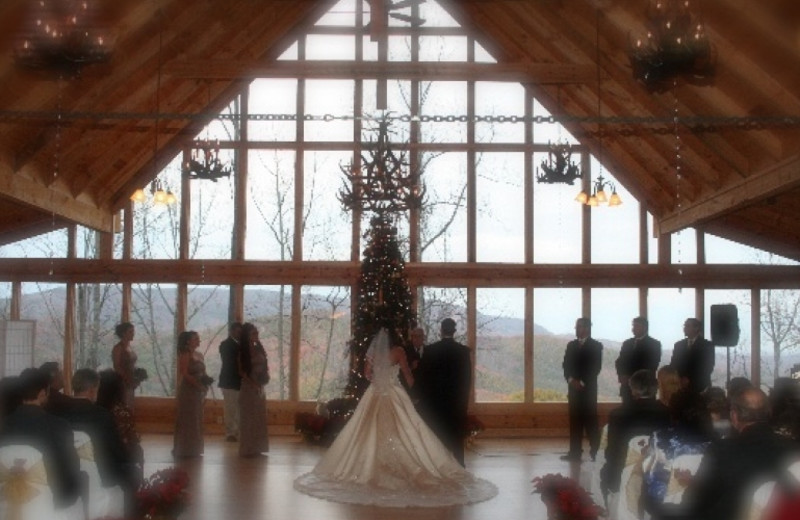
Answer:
[532, 473, 605, 520]
[136, 467, 190, 519]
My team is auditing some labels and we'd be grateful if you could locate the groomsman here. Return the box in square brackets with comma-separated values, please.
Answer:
[615, 316, 661, 404]
[218, 322, 243, 442]
[561, 318, 603, 462]
[670, 318, 715, 394]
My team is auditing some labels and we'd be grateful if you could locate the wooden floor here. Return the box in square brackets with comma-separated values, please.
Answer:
[142, 433, 591, 520]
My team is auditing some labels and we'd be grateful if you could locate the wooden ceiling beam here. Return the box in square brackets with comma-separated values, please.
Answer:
[0, 162, 113, 232]
[659, 155, 800, 235]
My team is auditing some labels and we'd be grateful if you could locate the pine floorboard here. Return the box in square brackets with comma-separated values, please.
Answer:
[141, 433, 591, 520]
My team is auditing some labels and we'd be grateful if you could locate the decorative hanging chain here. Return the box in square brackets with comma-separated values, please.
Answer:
[1, 110, 799, 134]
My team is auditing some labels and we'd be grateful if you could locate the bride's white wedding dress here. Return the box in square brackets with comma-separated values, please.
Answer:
[294, 330, 497, 507]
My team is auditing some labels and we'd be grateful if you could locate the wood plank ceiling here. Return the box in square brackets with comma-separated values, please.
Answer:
[0, 0, 798, 259]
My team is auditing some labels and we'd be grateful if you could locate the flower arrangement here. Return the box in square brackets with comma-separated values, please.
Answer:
[532, 473, 605, 520]
[136, 467, 190, 519]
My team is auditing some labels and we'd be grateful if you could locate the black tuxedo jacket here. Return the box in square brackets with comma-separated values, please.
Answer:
[615, 335, 662, 381]
[0, 404, 83, 507]
[562, 337, 603, 398]
[415, 337, 471, 438]
[218, 336, 242, 390]
[670, 337, 715, 393]
[683, 423, 800, 520]
[52, 397, 130, 487]
[601, 398, 671, 493]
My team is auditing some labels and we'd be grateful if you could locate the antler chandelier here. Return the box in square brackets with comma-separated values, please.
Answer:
[536, 142, 583, 185]
[629, 0, 715, 91]
[338, 117, 424, 215]
[14, 0, 113, 76]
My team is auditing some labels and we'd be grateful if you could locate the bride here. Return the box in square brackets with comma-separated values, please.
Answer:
[294, 328, 497, 507]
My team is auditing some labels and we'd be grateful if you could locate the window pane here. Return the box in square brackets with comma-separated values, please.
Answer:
[417, 287, 469, 344]
[533, 288, 580, 402]
[592, 288, 640, 402]
[705, 289, 750, 388]
[248, 79, 297, 141]
[131, 164, 182, 259]
[420, 82, 467, 143]
[130, 283, 177, 397]
[244, 285, 292, 400]
[418, 36, 468, 61]
[21, 282, 66, 367]
[590, 173, 638, 264]
[303, 150, 352, 261]
[419, 152, 467, 262]
[186, 284, 231, 400]
[759, 289, 800, 387]
[0, 282, 11, 320]
[74, 283, 122, 371]
[189, 167, 235, 259]
[476, 152, 524, 263]
[0, 228, 68, 259]
[475, 82, 525, 143]
[706, 234, 763, 264]
[305, 80, 354, 141]
[307, 35, 355, 60]
[649, 288, 696, 364]
[671, 228, 697, 264]
[475, 288, 524, 402]
[299, 286, 351, 402]
[246, 150, 296, 260]
[533, 169, 581, 263]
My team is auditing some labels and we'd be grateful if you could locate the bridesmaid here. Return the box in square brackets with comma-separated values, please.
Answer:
[238, 322, 270, 457]
[173, 330, 211, 458]
[112, 322, 139, 409]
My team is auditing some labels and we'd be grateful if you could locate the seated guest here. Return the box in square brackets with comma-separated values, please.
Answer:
[682, 387, 800, 520]
[0, 368, 83, 509]
[601, 369, 671, 499]
[657, 365, 681, 408]
[704, 386, 732, 438]
[52, 368, 136, 510]
[97, 369, 144, 487]
[643, 389, 714, 518]
[769, 377, 800, 440]
[726, 376, 753, 400]
[40, 361, 73, 415]
[0, 376, 22, 423]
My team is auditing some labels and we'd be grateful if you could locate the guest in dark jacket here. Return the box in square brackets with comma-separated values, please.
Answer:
[218, 321, 242, 442]
[52, 368, 135, 508]
[669, 318, 715, 394]
[682, 387, 800, 520]
[616, 317, 662, 404]
[561, 317, 603, 462]
[601, 369, 671, 497]
[40, 361, 73, 415]
[0, 367, 83, 508]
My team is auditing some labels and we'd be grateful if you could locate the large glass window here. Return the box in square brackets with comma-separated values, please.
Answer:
[533, 171, 581, 263]
[759, 289, 800, 387]
[591, 174, 638, 264]
[418, 287, 469, 344]
[189, 170, 235, 259]
[475, 288, 524, 402]
[131, 165, 182, 260]
[419, 152, 468, 262]
[186, 284, 231, 396]
[303, 150, 353, 261]
[648, 288, 697, 361]
[0, 228, 68, 259]
[299, 285, 351, 402]
[248, 79, 297, 141]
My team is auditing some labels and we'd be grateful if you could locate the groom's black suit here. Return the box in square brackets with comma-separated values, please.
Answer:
[415, 336, 472, 466]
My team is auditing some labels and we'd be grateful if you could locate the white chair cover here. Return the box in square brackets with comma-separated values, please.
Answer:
[0, 444, 72, 520]
[613, 434, 650, 520]
[73, 430, 118, 520]
[588, 423, 609, 507]
[743, 479, 777, 520]
[787, 458, 800, 485]
[662, 452, 704, 505]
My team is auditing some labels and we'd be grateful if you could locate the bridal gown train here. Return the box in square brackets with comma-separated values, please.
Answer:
[294, 333, 497, 508]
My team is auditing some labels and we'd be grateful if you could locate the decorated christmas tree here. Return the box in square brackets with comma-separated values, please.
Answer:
[345, 213, 415, 399]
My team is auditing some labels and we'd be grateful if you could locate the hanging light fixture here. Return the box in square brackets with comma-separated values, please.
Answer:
[183, 83, 232, 182]
[130, 7, 175, 206]
[14, 0, 113, 76]
[577, 7, 622, 208]
[628, 0, 715, 91]
[536, 142, 582, 185]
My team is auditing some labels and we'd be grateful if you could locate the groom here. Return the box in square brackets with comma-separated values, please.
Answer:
[415, 318, 472, 466]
